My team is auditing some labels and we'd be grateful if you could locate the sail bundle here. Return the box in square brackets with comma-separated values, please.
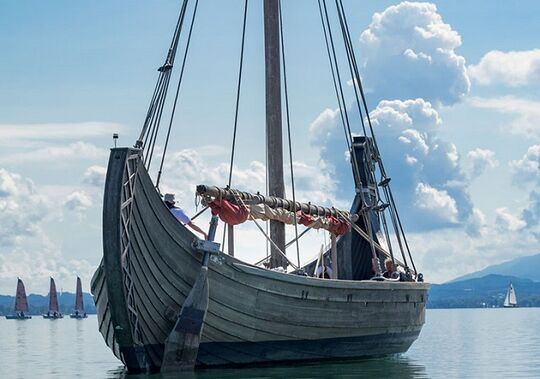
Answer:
[198, 185, 353, 236]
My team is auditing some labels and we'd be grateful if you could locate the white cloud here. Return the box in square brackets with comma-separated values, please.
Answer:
[415, 182, 459, 223]
[0, 141, 108, 164]
[465, 208, 487, 237]
[64, 191, 93, 212]
[0, 168, 49, 245]
[467, 148, 498, 177]
[495, 207, 526, 232]
[309, 98, 473, 230]
[83, 165, 107, 187]
[510, 143, 540, 181]
[359, 2, 470, 105]
[468, 49, 540, 87]
[160, 149, 339, 215]
[409, 218, 538, 283]
[469, 96, 540, 138]
[0, 122, 122, 143]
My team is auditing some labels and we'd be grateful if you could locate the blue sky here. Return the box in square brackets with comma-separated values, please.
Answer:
[1, 0, 540, 294]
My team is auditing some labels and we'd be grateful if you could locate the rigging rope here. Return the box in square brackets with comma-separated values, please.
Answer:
[155, 0, 199, 189]
[223, 0, 249, 252]
[137, 0, 190, 162]
[335, 0, 417, 273]
[278, 0, 301, 268]
[318, 0, 379, 270]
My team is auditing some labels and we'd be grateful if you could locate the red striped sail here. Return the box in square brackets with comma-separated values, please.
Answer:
[48, 277, 59, 312]
[74, 277, 84, 312]
[15, 278, 29, 312]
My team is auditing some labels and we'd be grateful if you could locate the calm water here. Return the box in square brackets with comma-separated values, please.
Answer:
[1, 309, 539, 378]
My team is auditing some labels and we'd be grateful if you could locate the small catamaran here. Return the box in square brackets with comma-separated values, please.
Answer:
[43, 277, 63, 319]
[70, 277, 88, 319]
[503, 283, 518, 308]
[5, 278, 32, 320]
[92, 0, 428, 373]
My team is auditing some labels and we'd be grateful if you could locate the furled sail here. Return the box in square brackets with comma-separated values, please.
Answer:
[15, 278, 29, 313]
[75, 277, 84, 312]
[199, 185, 353, 236]
[504, 283, 517, 307]
[48, 277, 59, 312]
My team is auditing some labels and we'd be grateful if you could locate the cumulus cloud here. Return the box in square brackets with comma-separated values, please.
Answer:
[64, 191, 93, 212]
[160, 149, 339, 215]
[0, 168, 48, 245]
[510, 143, 540, 182]
[83, 165, 107, 187]
[522, 191, 540, 227]
[495, 207, 526, 232]
[358, 2, 470, 105]
[467, 148, 498, 177]
[415, 183, 459, 223]
[309, 98, 473, 230]
[470, 96, 540, 138]
[468, 49, 540, 87]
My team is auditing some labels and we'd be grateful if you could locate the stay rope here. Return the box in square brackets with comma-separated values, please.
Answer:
[279, 0, 301, 268]
[222, 0, 249, 252]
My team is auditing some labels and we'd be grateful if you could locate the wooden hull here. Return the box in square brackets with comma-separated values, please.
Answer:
[92, 148, 428, 372]
[5, 315, 32, 319]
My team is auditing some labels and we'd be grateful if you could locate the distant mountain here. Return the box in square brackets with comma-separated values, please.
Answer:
[451, 253, 540, 283]
[0, 292, 96, 316]
[429, 274, 540, 308]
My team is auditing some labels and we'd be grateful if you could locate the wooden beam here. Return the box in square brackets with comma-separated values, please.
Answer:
[330, 233, 338, 279]
[264, 0, 286, 269]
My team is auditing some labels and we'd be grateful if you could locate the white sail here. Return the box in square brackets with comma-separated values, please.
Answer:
[504, 283, 517, 307]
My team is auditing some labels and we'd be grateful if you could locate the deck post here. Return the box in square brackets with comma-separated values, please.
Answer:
[331, 233, 338, 279]
[227, 224, 235, 256]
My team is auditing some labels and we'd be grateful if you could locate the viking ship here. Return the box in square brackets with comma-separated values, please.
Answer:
[70, 277, 88, 319]
[5, 278, 32, 320]
[92, 0, 428, 373]
[43, 277, 63, 319]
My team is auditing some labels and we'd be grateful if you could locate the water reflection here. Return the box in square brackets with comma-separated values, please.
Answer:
[108, 356, 427, 379]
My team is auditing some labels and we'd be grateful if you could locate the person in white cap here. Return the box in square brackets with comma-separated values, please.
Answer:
[164, 193, 207, 239]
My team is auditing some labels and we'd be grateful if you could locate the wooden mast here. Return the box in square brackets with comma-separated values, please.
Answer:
[264, 0, 287, 269]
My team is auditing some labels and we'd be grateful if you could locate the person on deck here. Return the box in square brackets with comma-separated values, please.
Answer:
[382, 258, 400, 280]
[164, 193, 208, 240]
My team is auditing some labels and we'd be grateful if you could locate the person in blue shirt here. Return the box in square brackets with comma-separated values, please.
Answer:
[164, 193, 207, 240]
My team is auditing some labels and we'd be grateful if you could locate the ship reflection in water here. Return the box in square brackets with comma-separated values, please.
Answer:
[107, 356, 427, 379]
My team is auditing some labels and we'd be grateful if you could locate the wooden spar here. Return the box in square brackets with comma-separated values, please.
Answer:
[330, 234, 338, 279]
[264, 0, 286, 269]
[196, 185, 359, 220]
[161, 216, 219, 372]
[227, 224, 234, 256]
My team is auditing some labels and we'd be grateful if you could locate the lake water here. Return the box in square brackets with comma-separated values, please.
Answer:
[1, 308, 539, 378]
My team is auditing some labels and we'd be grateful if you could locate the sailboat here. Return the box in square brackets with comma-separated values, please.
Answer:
[503, 283, 518, 308]
[43, 277, 63, 319]
[92, 0, 428, 373]
[5, 278, 32, 319]
[70, 277, 88, 319]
